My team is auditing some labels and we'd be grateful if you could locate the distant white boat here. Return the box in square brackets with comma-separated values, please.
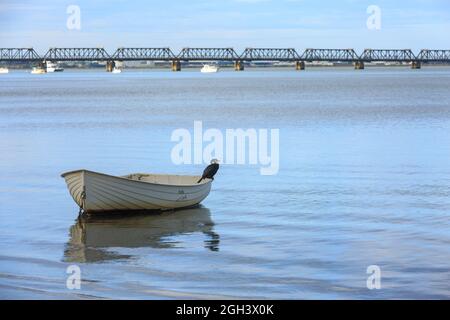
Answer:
[45, 61, 64, 72]
[31, 67, 46, 74]
[0, 67, 8, 74]
[61, 169, 213, 214]
[112, 67, 122, 74]
[200, 64, 219, 73]
[45, 61, 56, 73]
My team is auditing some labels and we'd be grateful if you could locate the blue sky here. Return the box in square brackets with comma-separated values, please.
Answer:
[1, 0, 449, 54]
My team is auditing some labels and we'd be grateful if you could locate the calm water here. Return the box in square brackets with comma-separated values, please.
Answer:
[0, 67, 449, 299]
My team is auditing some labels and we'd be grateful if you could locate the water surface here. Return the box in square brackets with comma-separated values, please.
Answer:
[0, 67, 449, 299]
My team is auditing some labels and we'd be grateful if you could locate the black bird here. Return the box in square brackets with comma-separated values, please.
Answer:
[197, 159, 220, 183]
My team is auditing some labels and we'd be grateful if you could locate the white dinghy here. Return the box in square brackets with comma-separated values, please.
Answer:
[61, 169, 212, 214]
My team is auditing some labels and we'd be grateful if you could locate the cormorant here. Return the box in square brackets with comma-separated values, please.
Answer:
[197, 159, 220, 183]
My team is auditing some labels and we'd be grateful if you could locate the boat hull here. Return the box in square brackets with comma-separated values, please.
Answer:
[61, 170, 212, 213]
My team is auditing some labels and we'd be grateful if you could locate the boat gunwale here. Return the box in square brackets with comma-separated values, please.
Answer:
[61, 169, 212, 188]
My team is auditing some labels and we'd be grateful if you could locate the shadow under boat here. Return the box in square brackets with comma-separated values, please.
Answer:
[64, 205, 220, 263]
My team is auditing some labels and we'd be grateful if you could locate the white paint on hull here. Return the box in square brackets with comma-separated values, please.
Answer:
[61, 170, 212, 213]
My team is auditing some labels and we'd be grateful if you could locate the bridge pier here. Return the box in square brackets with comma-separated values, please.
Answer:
[106, 60, 115, 72]
[354, 61, 365, 70]
[234, 60, 244, 71]
[411, 61, 421, 69]
[171, 60, 181, 71]
[295, 61, 305, 70]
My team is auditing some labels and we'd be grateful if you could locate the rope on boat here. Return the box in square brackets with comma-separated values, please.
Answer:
[79, 189, 86, 215]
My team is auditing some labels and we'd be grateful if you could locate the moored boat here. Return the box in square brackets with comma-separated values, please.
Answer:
[45, 61, 64, 72]
[200, 64, 219, 73]
[61, 169, 212, 213]
[0, 67, 9, 74]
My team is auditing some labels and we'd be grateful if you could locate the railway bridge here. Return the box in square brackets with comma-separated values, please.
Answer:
[1, 47, 449, 71]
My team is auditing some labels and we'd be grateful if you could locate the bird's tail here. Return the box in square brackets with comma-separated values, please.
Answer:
[197, 177, 203, 183]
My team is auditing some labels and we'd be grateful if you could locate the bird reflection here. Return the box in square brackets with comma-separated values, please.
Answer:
[64, 206, 220, 263]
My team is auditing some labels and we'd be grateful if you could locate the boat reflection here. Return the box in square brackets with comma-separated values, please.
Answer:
[64, 206, 219, 263]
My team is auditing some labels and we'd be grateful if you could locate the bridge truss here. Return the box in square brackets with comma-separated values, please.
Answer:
[301, 49, 359, 62]
[111, 48, 175, 60]
[0, 48, 41, 61]
[43, 48, 111, 61]
[177, 48, 239, 61]
[240, 48, 300, 61]
[416, 49, 450, 63]
[359, 49, 417, 62]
